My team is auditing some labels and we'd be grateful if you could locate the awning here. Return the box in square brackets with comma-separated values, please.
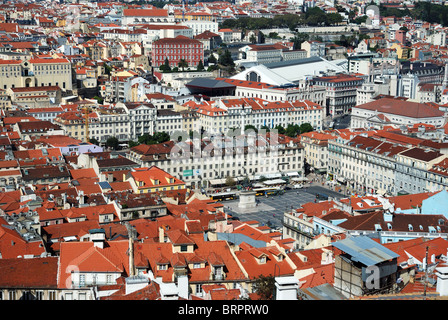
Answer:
[263, 179, 286, 185]
[252, 183, 265, 188]
[264, 173, 282, 179]
[286, 171, 299, 176]
[291, 177, 308, 182]
[209, 178, 226, 185]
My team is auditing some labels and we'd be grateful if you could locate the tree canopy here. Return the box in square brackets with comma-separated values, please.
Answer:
[137, 132, 171, 145]
[220, 10, 344, 31]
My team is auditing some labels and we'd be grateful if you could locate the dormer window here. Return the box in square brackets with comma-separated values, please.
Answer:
[259, 256, 266, 264]
[408, 224, 413, 231]
[387, 223, 392, 230]
[158, 263, 168, 271]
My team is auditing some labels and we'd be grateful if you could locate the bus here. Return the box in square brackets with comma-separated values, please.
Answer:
[210, 191, 238, 201]
[253, 187, 284, 197]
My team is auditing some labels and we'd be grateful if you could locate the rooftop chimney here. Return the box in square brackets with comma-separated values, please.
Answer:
[159, 225, 166, 243]
[89, 228, 106, 249]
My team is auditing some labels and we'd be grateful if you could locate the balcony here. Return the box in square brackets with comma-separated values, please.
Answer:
[282, 220, 316, 239]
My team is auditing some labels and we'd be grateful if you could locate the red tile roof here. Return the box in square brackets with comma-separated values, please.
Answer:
[0, 257, 58, 288]
[355, 97, 445, 118]
[123, 8, 168, 17]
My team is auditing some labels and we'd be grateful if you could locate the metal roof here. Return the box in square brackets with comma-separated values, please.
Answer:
[298, 283, 347, 300]
[216, 232, 266, 248]
[333, 236, 399, 266]
[186, 78, 236, 89]
[98, 181, 112, 189]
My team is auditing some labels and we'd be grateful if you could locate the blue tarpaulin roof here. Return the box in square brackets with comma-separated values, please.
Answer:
[333, 236, 399, 266]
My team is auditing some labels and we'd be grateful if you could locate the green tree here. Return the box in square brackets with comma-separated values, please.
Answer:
[225, 175, 236, 187]
[197, 60, 204, 71]
[208, 54, 217, 64]
[291, 33, 309, 50]
[244, 124, 258, 133]
[274, 125, 286, 135]
[138, 132, 170, 145]
[219, 49, 234, 67]
[327, 12, 344, 25]
[252, 275, 275, 300]
[299, 123, 314, 134]
[93, 95, 104, 104]
[153, 131, 170, 144]
[285, 124, 300, 137]
[249, 34, 257, 44]
[178, 59, 188, 71]
[159, 57, 171, 72]
[89, 137, 100, 146]
[106, 136, 119, 150]
[104, 63, 112, 76]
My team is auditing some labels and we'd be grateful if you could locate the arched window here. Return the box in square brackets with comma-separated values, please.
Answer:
[246, 71, 260, 82]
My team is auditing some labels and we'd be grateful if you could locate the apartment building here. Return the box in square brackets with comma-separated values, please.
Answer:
[218, 78, 326, 106]
[53, 111, 98, 142]
[125, 166, 186, 194]
[141, 24, 193, 53]
[300, 131, 337, 175]
[89, 107, 131, 144]
[238, 44, 284, 65]
[127, 134, 304, 189]
[395, 147, 447, 195]
[7, 85, 62, 108]
[152, 36, 204, 69]
[312, 74, 365, 117]
[328, 134, 408, 196]
[181, 20, 219, 36]
[118, 102, 157, 141]
[301, 40, 326, 58]
[351, 97, 447, 129]
[0, 57, 72, 91]
[155, 109, 183, 135]
[121, 8, 175, 25]
[101, 75, 150, 103]
[187, 97, 324, 135]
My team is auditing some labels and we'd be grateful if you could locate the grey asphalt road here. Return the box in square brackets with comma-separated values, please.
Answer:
[333, 114, 351, 129]
[222, 186, 347, 230]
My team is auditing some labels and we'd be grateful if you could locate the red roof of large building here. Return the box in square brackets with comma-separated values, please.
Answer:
[123, 8, 168, 17]
[355, 97, 445, 118]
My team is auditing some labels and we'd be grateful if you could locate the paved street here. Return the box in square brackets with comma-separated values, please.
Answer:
[221, 183, 347, 231]
[333, 114, 351, 129]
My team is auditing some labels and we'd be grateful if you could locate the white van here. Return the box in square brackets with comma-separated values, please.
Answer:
[293, 184, 303, 189]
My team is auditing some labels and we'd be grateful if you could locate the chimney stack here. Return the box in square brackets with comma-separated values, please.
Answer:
[90, 228, 106, 249]
[125, 222, 137, 277]
[159, 225, 165, 243]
